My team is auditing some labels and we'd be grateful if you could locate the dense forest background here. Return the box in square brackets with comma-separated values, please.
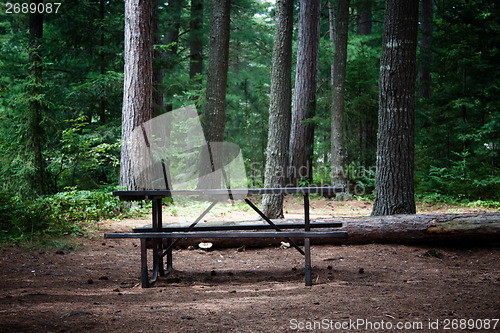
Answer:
[0, 0, 498, 240]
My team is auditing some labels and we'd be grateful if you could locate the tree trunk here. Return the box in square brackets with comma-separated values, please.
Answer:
[261, 0, 294, 219]
[328, 213, 500, 244]
[198, 0, 231, 189]
[288, 0, 321, 186]
[163, 0, 183, 113]
[99, 0, 106, 124]
[419, 0, 433, 99]
[120, 0, 153, 190]
[160, 213, 500, 248]
[356, 0, 372, 167]
[204, 0, 230, 144]
[372, 0, 418, 216]
[329, 0, 350, 199]
[189, 0, 203, 85]
[357, 0, 372, 36]
[28, 0, 45, 195]
[152, 0, 165, 118]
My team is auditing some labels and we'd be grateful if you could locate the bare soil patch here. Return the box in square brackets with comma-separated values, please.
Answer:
[1, 198, 499, 332]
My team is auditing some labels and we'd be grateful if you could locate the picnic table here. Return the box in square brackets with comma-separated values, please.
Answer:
[104, 187, 347, 287]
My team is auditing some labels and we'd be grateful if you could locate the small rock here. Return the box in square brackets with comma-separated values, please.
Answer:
[99, 276, 109, 280]
[199, 242, 213, 250]
[358, 268, 365, 274]
[87, 279, 94, 284]
[60, 311, 91, 319]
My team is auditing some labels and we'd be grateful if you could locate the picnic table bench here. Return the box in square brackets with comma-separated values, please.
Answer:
[104, 186, 347, 287]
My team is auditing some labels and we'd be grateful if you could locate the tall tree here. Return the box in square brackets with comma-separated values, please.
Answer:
[289, 0, 321, 185]
[119, 0, 153, 190]
[152, 0, 165, 117]
[372, 0, 418, 215]
[28, 0, 46, 195]
[99, 0, 107, 124]
[198, 0, 231, 188]
[418, 0, 433, 99]
[357, 0, 372, 35]
[163, 0, 183, 113]
[329, 0, 350, 199]
[261, 0, 294, 218]
[204, 0, 231, 144]
[189, 0, 204, 85]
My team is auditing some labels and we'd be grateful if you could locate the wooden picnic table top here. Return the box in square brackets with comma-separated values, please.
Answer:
[113, 186, 344, 200]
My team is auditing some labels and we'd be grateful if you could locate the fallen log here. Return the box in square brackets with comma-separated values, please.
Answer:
[334, 212, 500, 245]
[155, 213, 500, 248]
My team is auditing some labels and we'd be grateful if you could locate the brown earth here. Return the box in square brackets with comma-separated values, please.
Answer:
[1, 197, 499, 332]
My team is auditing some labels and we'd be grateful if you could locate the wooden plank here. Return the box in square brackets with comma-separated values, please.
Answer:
[112, 186, 344, 199]
[104, 231, 348, 239]
[133, 222, 343, 232]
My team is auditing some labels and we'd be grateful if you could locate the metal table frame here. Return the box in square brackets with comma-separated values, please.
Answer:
[105, 187, 346, 287]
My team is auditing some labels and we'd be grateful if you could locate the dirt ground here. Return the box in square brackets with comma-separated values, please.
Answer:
[1, 197, 499, 333]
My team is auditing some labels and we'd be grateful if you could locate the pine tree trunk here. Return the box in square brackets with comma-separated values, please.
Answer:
[28, 0, 45, 195]
[204, 0, 230, 144]
[198, 0, 231, 189]
[419, 0, 433, 99]
[357, 0, 372, 35]
[120, 0, 153, 190]
[357, 0, 373, 167]
[261, 0, 294, 219]
[152, 0, 165, 118]
[99, 0, 106, 124]
[163, 0, 183, 113]
[189, 0, 204, 84]
[330, 0, 349, 199]
[372, 0, 418, 216]
[289, 0, 321, 186]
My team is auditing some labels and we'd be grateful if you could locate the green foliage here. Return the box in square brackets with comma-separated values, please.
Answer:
[415, 0, 500, 200]
[0, 187, 141, 243]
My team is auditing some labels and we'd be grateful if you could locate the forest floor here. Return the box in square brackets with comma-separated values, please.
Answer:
[1, 197, 499, 333]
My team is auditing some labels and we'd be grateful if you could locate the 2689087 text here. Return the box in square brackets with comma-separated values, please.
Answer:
[3, 2, 61, 14]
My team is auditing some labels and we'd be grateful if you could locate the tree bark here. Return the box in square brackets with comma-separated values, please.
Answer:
[152, 0, 165, 118]
[419, 0, 433, 99]
[261, 0, 294, 219]
[99, 0, 106, 124]
[197, 0, 231, 189]
[204, 0, 230, 144]
[329, 0, 350, 199]
[357, 0, 372, 36]
[356, 0, 373, 167]
[163, 0, 183, 113]
[160, 213, 500, 248]
[372, 0, 418, 216]
[288, 0, 321, 186]
[120, 0, 153, 190]
[28, 0, 45, 195]
[190, 0, 204, 84]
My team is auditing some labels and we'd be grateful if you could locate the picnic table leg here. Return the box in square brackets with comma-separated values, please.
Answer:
[150, 199, 162, 284]
[166, 238, 173, 270]
[304, 193, 312, 286]
[304, 238, 312, 286]
[155, 198, 165, 276]
[140, 238, 150, 288]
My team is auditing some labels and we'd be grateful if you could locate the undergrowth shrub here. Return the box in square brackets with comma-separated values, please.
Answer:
[0, 187, 138, 243]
